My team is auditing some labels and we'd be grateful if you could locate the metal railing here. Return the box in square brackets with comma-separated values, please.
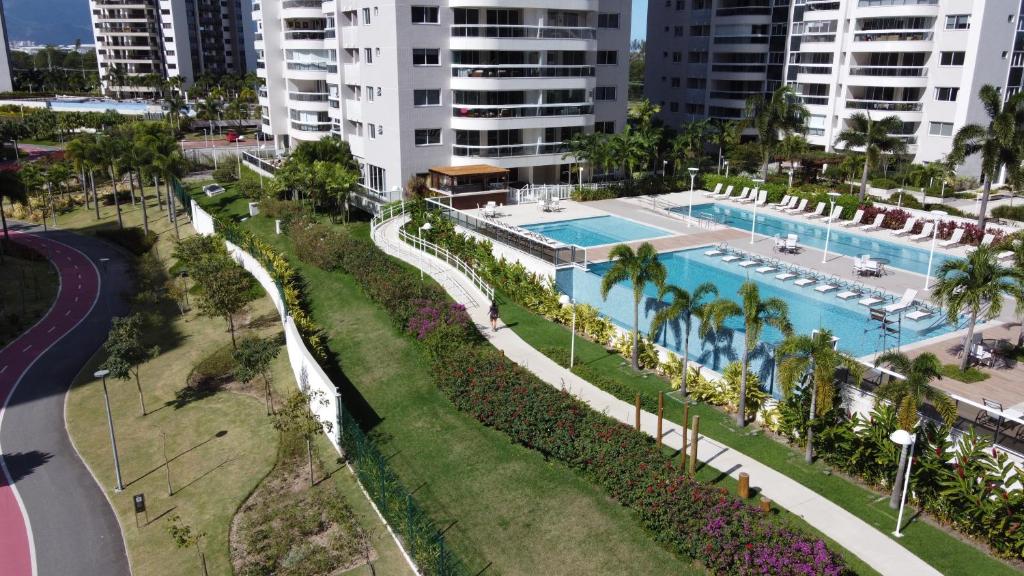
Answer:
[848, 66, 928, 77]
[452, 64, 595, 78]
[452, 142, 567, 158]
[450, 24, 597, 40]
[846, 99, 923, 112]
[452, 103, 592, 118]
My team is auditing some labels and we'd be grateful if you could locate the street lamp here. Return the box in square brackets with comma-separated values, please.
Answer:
[924, 210, 948, 290]
[939, 179, 946, 204]
[662, 159, 668, 178]
[896, 188, 903, 209]
[724, 160, 730, 178]
[94, 369, 124, 492]
[750, 178, 764, 244]
[257, 145, 265, 189]
[889, 429, 915, 537]
[558, 294, 576, 368]
[787, 168, 794, 190]
[418, 222, 432, 280]
[687, 167, 698, 226]
[822, 192, 841, 263]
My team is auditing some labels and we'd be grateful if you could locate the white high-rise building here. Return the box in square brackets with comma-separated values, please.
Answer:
[0, 0, 13, 92]
[254, 1, 630, 203]
[646, 0, 1022, 174]
[90, 0, 257, 98]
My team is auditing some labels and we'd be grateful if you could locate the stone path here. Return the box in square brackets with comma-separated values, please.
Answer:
[373, 215, 942, 576]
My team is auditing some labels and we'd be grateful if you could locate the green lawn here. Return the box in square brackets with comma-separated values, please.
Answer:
[497, 297, 1022, 576]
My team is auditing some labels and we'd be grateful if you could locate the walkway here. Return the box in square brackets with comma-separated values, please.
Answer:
[0, 226, 131, 576]
[373, 215, 941, 576]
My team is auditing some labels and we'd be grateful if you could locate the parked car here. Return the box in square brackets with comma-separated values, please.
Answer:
[226, 130, 246, 143]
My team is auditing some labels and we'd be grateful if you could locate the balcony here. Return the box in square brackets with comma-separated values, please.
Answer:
[453, 141, 568, 158]
[284, 30, 326, 41]
[452, 65, 595, 79]
[289, 91, 329, 102]
[848, 66, 927, 77]
[845, 99, 923, 112]
[452, 103, 593, 118]
[853, 31, 933, 42]
[450, 25, 597, 40]
[290, 120, 332, 132]
[285, 61, 330, 71]
[281, 0, 321, 7]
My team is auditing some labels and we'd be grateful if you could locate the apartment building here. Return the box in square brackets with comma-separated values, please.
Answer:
[253, 1, 631, 201]
[646, 0, 1021, 172]
[0, 0, 12, 92]
[90, 0, 257, 98]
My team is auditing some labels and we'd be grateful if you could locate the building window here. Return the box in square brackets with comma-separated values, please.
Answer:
[687, 77, 706, 89]
[690, 24, 709, 36]
[415, 128, 442, 146]
[366, 86, 374, 101]
[669, 102, 679, 112]
[597, 13, 619, 28]
[929, 122, 954, 137]
[368, 123, 376, 139]
[413, 48, 440, 66]
[940, 51, 965, 66]
[670, 77, 680, 87]
[362, 7, 371, 24]
[688, 51, 708, 63]
[595, 86, 616, 101]
[594, 121, 614, 134]
[597, 50, 617, 65]
[364, 48, 373, 63]
[364, 163, 386, 192]
[934, 87, 959, 101]
[414, 89, 441, 106]
[944, 14, 970, 30]
[411, 6, 439, 24]
[672, 52, 682, 63]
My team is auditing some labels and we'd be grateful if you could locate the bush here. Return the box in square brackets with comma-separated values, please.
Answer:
[187, 343, 238, 388]
[287, 219, 347, 271]
[95, 227, 158, 255]
[869, 177, 899, 190]
[213, 163, 239, 184]
[261, 198, 307, 226]
[992, 204, 1024, 222]
[237, 174, 263, 199]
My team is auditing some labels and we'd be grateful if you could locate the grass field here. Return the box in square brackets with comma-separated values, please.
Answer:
[61, 197, 411, 576]
[0, 250, 59, 348]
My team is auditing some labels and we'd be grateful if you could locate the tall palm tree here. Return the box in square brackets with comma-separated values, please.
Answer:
[600, 242, 667, 370]
[673, 119, 710, 174]
[1005, 237, 1024, 347]
[650, 282, 717, 400]
[932, 244, 1024, 371]
[66, 135, 100, 217]
[948, 86, 1024, 229]
[710, 119, 742, 174]
[778, 133, 809, 171]
[873, 350, 955, 508]
[743, 85, 809, 179]
[0, 170, 28, 246]
[95, 134, 126, 229]
[196, 99, 222, 133]
[736, 281, 792, 426]
[834, 112, 907, 202]
[563, 132, 601, 183]
[778, 329, 863, 463]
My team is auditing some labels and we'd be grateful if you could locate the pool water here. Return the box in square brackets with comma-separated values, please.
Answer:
[559, 247, 958, 393]
[682, 203, 955, 276]
[522, 215, 669, 247]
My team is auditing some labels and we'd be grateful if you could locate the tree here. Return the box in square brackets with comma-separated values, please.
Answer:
[834, 112, 907, 202]
[66, 134, 101, 218]
[563, 132, 602, 183]
[743, 85, 809, 179]
[272, 391, 333, 487]
[195, 98, 222, 129]
[0, 171, 28, 246]
[650, 282, 717, 400]
[600, 242, 666, 370]
[313, 160, 359, 222]
[233, 335, 281, 415]
[735, 281, 792, 426]
[1005, 237, 1024, 347]
[932, 244, 1024, 371]
[102, 314, 160, 416]
[95, 134, 126, 229]
[673, 119, 710, 173]
[873, 351, 955, 509]
[166, 514, 208, 576]
[709, 119, 742, 174]
[778, 330, 862, 463]
[778, 133, 809, 170]
[194, 257, 252, 348]
[948, 86, 1024, 229]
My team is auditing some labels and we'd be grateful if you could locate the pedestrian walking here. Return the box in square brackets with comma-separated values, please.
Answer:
[489, 300, 499, 332]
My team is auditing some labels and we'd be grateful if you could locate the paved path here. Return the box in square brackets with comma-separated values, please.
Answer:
[0, 226, 131, 576]
[373, 215, 942, 576]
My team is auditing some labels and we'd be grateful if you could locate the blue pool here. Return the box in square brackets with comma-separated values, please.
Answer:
[681, 203, 955, 275]
[558, 247, 959, 392]
[522, 215, 669, 247]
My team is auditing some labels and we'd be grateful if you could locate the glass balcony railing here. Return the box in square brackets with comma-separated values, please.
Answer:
[848, 66, 927, 77]
[452, 103, 593, 118]
[845, 99, 923, 112]
[289, 91, 329, 102]
[281, 0, 322, 7]
[453, 142, 568, 158]
[853, 31, 933, 42]
[450, 25, 597, 40]
[284, 31, 326, 41]
[291, 121, 332, 132]
[286, 61, 330, 71]
[452, 65, 595, 79]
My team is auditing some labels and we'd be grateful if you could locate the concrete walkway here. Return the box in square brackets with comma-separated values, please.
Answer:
[373, 215, 941, 576]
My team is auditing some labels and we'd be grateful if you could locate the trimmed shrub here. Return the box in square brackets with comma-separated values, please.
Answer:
[992, 204, 1024, 222]
[213, 163, 239, 184]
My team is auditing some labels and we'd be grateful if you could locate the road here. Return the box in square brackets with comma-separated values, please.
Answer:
[0, 225, 131, 576]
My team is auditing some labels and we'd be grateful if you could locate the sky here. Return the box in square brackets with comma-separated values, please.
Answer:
[632, 0, 647, 41]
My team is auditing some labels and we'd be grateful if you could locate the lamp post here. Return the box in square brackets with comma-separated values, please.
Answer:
[939, 179, 946, 203]
[95, 369, 124, 492]
[896, 188, 903, 209]
[418, 222, 432, 280]
[235, 137, 241, 175]
[662, 159, 668, 178]
[687, 167, 698, 226]
[889, 429, 915, 537]
[750, 178, 764, 244]
[724, 160, 730, 178]
[822, 192, 841, 263]
[257, 145, 265, 189]
[924, 209, 947, 290]
[787, 168, 794, 190]
[558, 294, 576, 368]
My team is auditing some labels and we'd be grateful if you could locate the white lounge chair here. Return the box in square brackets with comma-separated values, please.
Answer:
[855, 256, 881, 276]
[906, 309, 933, 321]
[980, 233, 995, 247]
[716, 185, 734, 200]
[784, 234, 799, 253]
[814, 284, 837, 293]
[550, 196, 563, 211]
[738, 260, 759, 267]
[794, 278, 816, 287]
[775, 272, 797, 281]
[890, 218, 918, 237]
[805, 202, 827, 219]
[537, 198, 550, 212]
[752, 190, 768, 207]
[910, 222, 934, 241]
[860, 214, 885, 231]
[824, 205, 844, 223]
[756, 266, 777, 274]
[843, 210, 864, 227]
[998, 250, 1015, 261]
[771, 195, 792, 210]
[704, 182, 724, 198]
[774, 236, 786, 251]
[836, 290, 860, 300]
[858, 296, 883, 307]
[483, 201, 497, 218]
[786, 198, 809, 214]
[731, 187, 751, 202]
[774, 196, 797, 211]
[884, 288, 917, 314]
[939, 228, 965, 248]
[722, 255, 742, 262]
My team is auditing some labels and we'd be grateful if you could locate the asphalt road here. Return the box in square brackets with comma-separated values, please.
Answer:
[0, 224, 131, 576]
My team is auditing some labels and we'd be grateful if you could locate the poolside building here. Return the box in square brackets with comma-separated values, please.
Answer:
[0, 0, 12, 92]
[252, 1, 631, 202]
[645, 0, 1021, 175]
[89, 0, 258, 98]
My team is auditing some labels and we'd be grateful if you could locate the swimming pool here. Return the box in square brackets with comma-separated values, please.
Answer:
[522, 215, 669, 247]
[681, 203, 955, 276]
[559, 247, 958, 392]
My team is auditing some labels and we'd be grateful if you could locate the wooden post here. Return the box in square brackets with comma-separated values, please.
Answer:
[759, 497, 771, 513]
[688, 415, 700, 476]
[634, 394, 641, 430]
[680, 404, 689, 470]
[656, 392, 664, 448]
[738, 472, 750, 499]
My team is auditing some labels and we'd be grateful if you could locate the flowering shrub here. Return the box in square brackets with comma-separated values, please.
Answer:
[407, 300, 479, 361]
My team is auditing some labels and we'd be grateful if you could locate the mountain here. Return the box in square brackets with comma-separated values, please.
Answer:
[3, 0, 94, 45]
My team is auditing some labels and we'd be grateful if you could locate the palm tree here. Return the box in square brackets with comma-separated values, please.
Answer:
[1005, 237, 1024, 347]
[313, 160, 359, 222]
[0, 170, 28, 246]
[672, 119, 710, 174]
[66, 135, 100, 218]
[873, 350, 955, 508]
[95, 134, 126, 229]
[834, 112, 907, 202]
[948, 86, 1024, 229]
[650, 282, 717, 400]
[600, 242, 667, 370]
[778, 329, 863, 463]
[743, 85, 809, 179]
[196, 99, 222, 133]
[563, 132, 601, 183]
[736, 281, 792, 426]
[709, 119, 741, 174]
[932, 244, 1024, 371]
[778, 133, 809, 171]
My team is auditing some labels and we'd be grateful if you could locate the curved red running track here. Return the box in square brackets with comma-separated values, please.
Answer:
[0, 231, 100, 576]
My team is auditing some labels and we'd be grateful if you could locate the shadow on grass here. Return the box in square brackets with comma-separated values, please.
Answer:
[174, 456, 237, 494]
[125, 430, 229, 488]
